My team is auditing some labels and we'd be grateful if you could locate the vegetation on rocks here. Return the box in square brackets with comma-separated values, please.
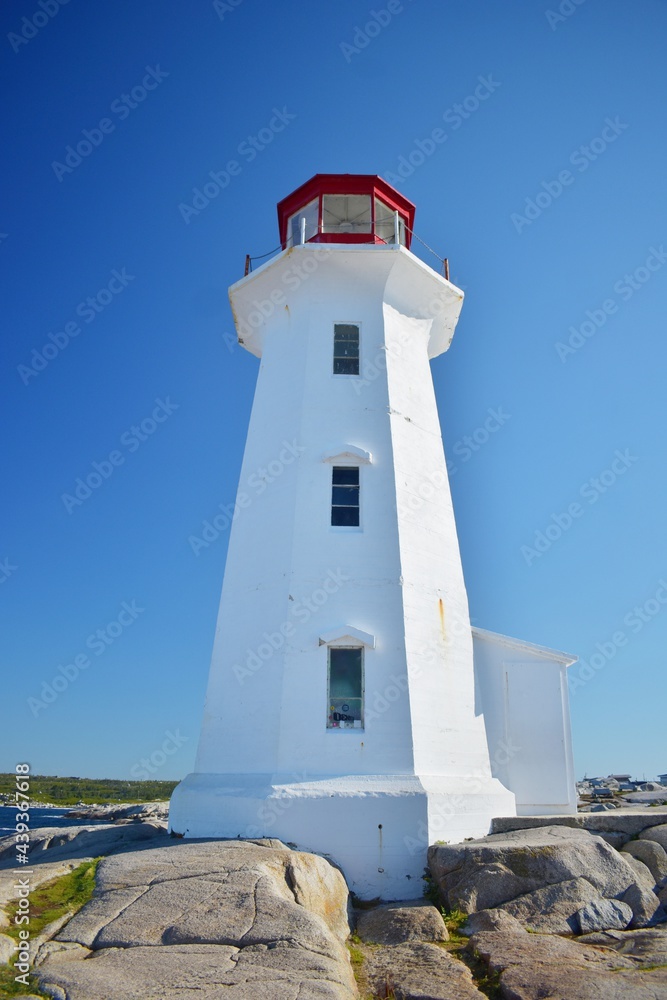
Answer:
[1, 859, 100, 998]
[0, 773, 177, 805]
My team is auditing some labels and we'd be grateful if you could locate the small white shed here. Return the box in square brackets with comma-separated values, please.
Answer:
[472, 627, 578, 815]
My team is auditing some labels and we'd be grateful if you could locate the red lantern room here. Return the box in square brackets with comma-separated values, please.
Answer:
[277, 174, 416, 250]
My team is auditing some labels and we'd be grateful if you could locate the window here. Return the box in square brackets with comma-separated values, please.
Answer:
[331, 466, 359, 526]
[322, 194, 371, 234]
[328, 647, 364, 729]
[374, 197, 406, 245]
[287, 197, 319, 246]
[333, 323, 359, 375]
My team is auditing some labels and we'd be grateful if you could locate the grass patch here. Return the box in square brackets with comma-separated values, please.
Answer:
[0, 859, 100, 998]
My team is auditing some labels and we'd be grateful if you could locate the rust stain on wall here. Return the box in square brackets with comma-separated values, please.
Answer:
[438, 598, 446, 642]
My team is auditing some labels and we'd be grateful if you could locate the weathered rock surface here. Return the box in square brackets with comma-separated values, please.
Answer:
[620, 881, 666, 928]
[363, 941, 485, 999]
[497, 876, 606, 934]
[39, 942, 354, 1000]
[578, 925, 667, 965]
[428, 825, 637, 914]
[575, 898, 633, 933]
[0, 822, 166, 867]
[623, 838, 667, 884]
[355, 900, 448, 944]
[470, 927, 667, 999]
[621, 853, 659, 892]
[491, 808, 667, 841]
[36, 839, 355, 1000]
[65, 801, 169, 823]
[641, 824, 667, 850]
[461, 908, 527, 936]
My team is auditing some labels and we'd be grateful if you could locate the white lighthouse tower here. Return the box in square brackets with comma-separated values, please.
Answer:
[170, 175, 575, 899]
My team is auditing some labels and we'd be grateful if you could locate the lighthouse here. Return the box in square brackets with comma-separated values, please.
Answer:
[170, 175, 577, 899]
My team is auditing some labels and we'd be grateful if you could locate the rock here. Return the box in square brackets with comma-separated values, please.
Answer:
[620, 854, 658, 892]
[498, 877, 608, 934]
[497, 878, 588, 934]
[575, 898, 633, 933]
[639, 824, 667, 853]
[0, 822, 166, 868]
[623, 838, 667, 884]
[37, 942, 356, 999]
[620, 882, 666, 929]
[37, 839, 355, 999]
[470, 928, 667, 999]
[355, 900, 448, 944]
[363, 941, 486, 999]
[0, 931, 15, 963]
[428, 825, 636, 914]
[578, 925, 667, 965]
[490, 809, 667, 841]
[34, 941, 92, 966]
[66, 801, 170, 823]
[461, 908, 527, 936]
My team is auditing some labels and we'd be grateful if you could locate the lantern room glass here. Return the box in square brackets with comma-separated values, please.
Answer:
[287, 197, 318, 247]
[322, 194, 372, 234]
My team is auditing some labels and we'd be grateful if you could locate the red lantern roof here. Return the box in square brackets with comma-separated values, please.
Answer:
[277, 174, 415, 250]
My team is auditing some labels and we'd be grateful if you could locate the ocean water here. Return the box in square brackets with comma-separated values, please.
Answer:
[0, 805, 102, 837]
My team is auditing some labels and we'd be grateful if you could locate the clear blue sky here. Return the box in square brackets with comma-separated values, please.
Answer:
[2, 0, 666, 783]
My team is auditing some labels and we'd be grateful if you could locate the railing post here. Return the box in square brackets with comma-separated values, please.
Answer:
[444, 258, 450, 281]
[300, 216, 306, 246]
[394, 210, 400, 245]
[244, 254, 251, 277]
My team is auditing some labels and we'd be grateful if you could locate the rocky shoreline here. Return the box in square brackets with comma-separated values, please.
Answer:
[0, 807, 665, 999]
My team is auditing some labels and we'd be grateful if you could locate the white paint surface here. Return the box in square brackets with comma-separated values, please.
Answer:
[472, 628, 578, 815]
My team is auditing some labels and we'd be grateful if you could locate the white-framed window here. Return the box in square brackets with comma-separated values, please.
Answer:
[327, 646, 364, 729]
[333, 323, 360, 375]
[331, 466, 359, 526]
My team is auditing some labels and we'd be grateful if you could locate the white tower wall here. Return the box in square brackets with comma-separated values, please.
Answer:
[170, 244, 516, 899]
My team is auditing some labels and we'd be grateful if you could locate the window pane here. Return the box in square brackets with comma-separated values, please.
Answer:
[288, 198, 319, 246]
[332, 485, 359, 506]
[333, 357, 359, 375]
[334, 324, 359, 375]
[328, 648, 363, 729]
[322, 195, 371, 234]
[331, 506, 359, 526]
[374, 197, 406, 245]
[332, 467, 359, 486]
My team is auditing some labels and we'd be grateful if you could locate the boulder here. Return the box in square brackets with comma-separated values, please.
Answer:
[428, 826, 636, 914]
[498, 877, 609, 935]
[623, 838, 667, 884]
[470, 928, 667, 999]
[355, 900, 448, 944]
[640, 824, 667, 851]
[620, 854, 658, 892]
[620, 882, 666, 929]
[575, 898, 633, 933]
[37, 839, 355, 1000]
[363, 941, 486, 999]
[461, 908, 527, 936]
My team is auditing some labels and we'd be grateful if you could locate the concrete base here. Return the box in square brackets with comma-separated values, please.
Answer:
[169, 771, 516, 900]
